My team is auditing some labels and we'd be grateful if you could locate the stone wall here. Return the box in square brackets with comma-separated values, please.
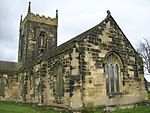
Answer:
[1, 10, 148, 111]
[74, 16, 148, 107]
[17, 14, 148, 110]
[0, 73, 20, 101]
[18, 13, 57, 63]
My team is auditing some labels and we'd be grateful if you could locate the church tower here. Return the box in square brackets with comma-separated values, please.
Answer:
[18, 2, 58, 63]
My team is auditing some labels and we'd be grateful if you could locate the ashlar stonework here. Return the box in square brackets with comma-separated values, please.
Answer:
[0, 2, 148, 110]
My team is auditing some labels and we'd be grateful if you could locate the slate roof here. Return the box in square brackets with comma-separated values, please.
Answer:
[44, 13, 109, 60]
[44, 11, 136, 60]
[27, 18, 103, 67]
[25, 11, 138, 68]
[0, 61, 18, 72]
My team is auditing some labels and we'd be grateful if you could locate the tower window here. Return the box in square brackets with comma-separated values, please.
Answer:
[39, 31, 47, 53]
[40, 38, 44, 47]
[39, 31, 46, 47]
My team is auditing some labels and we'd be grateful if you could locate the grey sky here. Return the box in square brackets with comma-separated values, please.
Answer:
[0, 0, 150, 81]
[0, 0, 150, 61]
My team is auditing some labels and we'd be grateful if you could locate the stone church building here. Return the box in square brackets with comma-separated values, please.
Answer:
[0, 2, 148, 110]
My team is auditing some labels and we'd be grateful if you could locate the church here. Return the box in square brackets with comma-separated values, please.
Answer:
[0, 2, 148, 110]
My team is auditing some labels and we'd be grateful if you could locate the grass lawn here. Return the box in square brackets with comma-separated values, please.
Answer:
[83, 106, 150, 113]
[0, 101, 62, 113]
[148, 92, 150, 101]
[111, 106, 150, 113]
[0, 101, 150, 113]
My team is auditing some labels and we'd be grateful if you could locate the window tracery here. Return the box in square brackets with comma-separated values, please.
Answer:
[39, 31, 47, 53]
[104, 52, 123, 95]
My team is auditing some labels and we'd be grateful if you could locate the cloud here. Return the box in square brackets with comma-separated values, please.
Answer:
[0, 0, 150, 61]
[145, 75, 150, 82]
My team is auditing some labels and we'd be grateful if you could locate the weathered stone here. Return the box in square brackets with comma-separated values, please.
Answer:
[0, 4, 148, 111]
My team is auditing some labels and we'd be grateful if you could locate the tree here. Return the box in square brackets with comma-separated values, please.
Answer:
[137, 38, 150, 75]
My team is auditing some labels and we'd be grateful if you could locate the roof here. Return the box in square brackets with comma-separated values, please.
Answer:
[0, 61, 18, 72]
[44, 24, 99, 59]
[43, 13, 109, 60]
[26, 10, 138, 68]
[26, 20, 101, 67]
[48, 10, 137, 58]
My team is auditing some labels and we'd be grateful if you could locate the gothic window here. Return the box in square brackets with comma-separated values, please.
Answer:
[39, 31, 47, 53]
[105, 63, 109, 94]
[41, 37, 44, 47]
[0, 77, 6, 96]
[55, 65, 64, 97]
[110, 64, 115, 92]
[104, 52, 122, 95]
[39, 31, 45, 47]
[115, 64, 120, 92]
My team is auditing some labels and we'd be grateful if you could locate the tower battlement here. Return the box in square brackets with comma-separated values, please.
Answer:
[20, 2, 58, 27]
[21, 12, 58, 27]
[18, 2, 58, 63]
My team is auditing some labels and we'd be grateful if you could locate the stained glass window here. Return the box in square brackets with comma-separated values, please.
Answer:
[105, 63, 109, 94]
[115, 64, 119, 92]
[104, 53, 122, 95]
[110, 64, 115, 92]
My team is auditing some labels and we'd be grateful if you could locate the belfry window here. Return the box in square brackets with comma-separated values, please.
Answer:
[39, 31, 46, 52]
[104, 53, 122, 95]
[39, 31, 46, 47]
[40, 37, 44, 47]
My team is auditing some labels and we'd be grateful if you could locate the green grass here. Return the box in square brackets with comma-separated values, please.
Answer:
[82, 105, 150, 113]
[0, 101, 150, 113]
[148, 92, 150, 101]
[111, 106, 150, 113]
[0, 101, 62, 113]
[82, 107, 103, 113]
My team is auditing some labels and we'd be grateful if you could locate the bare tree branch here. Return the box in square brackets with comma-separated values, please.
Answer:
[137, 38, 150, 74]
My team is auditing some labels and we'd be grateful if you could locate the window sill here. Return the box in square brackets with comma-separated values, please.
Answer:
[107, 92, 124, 98]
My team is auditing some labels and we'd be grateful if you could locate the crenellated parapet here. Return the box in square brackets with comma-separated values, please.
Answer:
[21, 13, 58, 27]
[20, 2, 58, 27]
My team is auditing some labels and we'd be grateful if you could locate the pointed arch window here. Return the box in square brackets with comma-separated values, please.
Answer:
[105, 63, 109, 94]
[39, 31, 46, 47]
[104, 53, 122, 95]
[110, 64, 115, 92]
[0, 77, 6, 96]
[39, 31, 47, 53]
[115, 64, 119, 92]
[55, 65, 64, 97]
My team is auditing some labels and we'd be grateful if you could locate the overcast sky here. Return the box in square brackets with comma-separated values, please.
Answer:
[0, 0, 150, 80]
